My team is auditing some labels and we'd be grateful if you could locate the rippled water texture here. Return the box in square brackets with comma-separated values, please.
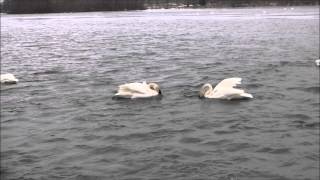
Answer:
[1, 6, 319, 180]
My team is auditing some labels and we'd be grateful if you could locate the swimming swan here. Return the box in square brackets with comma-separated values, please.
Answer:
[114, 81, 161, 99]
[315, 59, 320, 66]
[199, 77, 253, 100]
[0, 73, 18, 84]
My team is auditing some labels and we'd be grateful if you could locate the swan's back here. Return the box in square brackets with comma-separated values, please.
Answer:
[115, 82, 160, 98]
[1, 73, 18, 84]
[118, 82, 150, 94]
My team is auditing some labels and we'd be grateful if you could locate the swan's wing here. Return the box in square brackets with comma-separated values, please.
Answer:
[118, 82, 150, 94]
[213, 78, 242, 92]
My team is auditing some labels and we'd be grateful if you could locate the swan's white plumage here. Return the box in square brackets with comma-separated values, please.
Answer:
[200, 77, 253, 100]
[315, 59, 320, 66]
[0, 73, 18, 84]
[115, 81, 161, 99]
[213, 77, 242, 90]
[118, 81, 149, 94]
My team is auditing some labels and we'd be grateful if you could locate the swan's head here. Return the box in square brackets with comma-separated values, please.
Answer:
[199, 83, 212, 98]
[149, 83, 161, 95]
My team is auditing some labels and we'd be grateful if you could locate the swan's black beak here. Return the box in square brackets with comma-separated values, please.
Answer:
[158, 90, 162, 95]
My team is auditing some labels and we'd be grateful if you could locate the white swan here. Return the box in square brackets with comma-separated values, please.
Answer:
[0, 73, 19, 84]
[114, 81, 161, 99]
[199, 77, 253, 100]
[315, 59, 320, 66]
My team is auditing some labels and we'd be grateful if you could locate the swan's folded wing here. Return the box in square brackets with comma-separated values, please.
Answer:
[118, 82, 149, 94]
[0, 74, 18, 83]
[213, 77, 242, 91]
[212, 87, 244, 99]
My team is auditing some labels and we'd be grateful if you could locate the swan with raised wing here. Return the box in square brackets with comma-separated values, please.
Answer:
[199, 77, 253, 100]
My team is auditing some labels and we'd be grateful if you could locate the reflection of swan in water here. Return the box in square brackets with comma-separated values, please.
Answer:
[0, 73, 19, 84]
[199, 77, 253, 100]
[315, 59, 320, 66]
[114, 81, 161, 99]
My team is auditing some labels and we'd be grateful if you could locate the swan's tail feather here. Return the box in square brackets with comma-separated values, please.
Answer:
[118, 85, 131, 92]
[241, 93, 253, 99]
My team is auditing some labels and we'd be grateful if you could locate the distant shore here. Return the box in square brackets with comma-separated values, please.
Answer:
[1, 0, 319, 14]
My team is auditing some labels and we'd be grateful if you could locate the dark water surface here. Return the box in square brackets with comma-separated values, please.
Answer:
[1, 6, 319, 180]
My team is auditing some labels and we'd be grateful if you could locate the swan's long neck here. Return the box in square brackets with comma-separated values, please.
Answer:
[206, 84, 213, 95]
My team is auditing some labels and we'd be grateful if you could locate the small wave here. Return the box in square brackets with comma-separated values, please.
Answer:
[106, 133, 154, 141]
[74, 175, 106, 180]
[256, 147, 291, 154]
[2, 117, 29, 123]
[95, 124, 126, 131]
[304, 153, 319, 161]
[90, 145, 131, 155]
[301, 86, 320, 94]
[285, 114, 311, 120]
[231, 156, 250, 163]
[193, 121, 223, 130]
[246, 83, 263, 89]
[1, 149, 22, 158]
[82, 135, 102, 141]
[229, 123, 259, 130]
[42, 137, 70, 143]
[19, 155, 40, 164]
[263, 92, 286, 100]
[106, 128, 194, 142]
[182, 89, 200, 98]
[202, 139, 232, 146]
[279, 61, 291, 66]
[32, 69, 64, 75]
[225, 142, 256, 152]
[297, 141, 313, 146]
[214, 130, 240, 135]
[280, 160, 297, 167]
[179, 137, 202, 144]
[180, 149, 207, 158]
[164, 153, 181, 160]
[73, 144, 94, 150]
[304, 122, 320, 128]
[287, 86, 320, 94]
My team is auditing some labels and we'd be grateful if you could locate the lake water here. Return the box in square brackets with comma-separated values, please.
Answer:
[1, 6, 319, 180]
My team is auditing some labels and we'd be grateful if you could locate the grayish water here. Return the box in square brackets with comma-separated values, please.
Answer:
[1, 6, 319, 180]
